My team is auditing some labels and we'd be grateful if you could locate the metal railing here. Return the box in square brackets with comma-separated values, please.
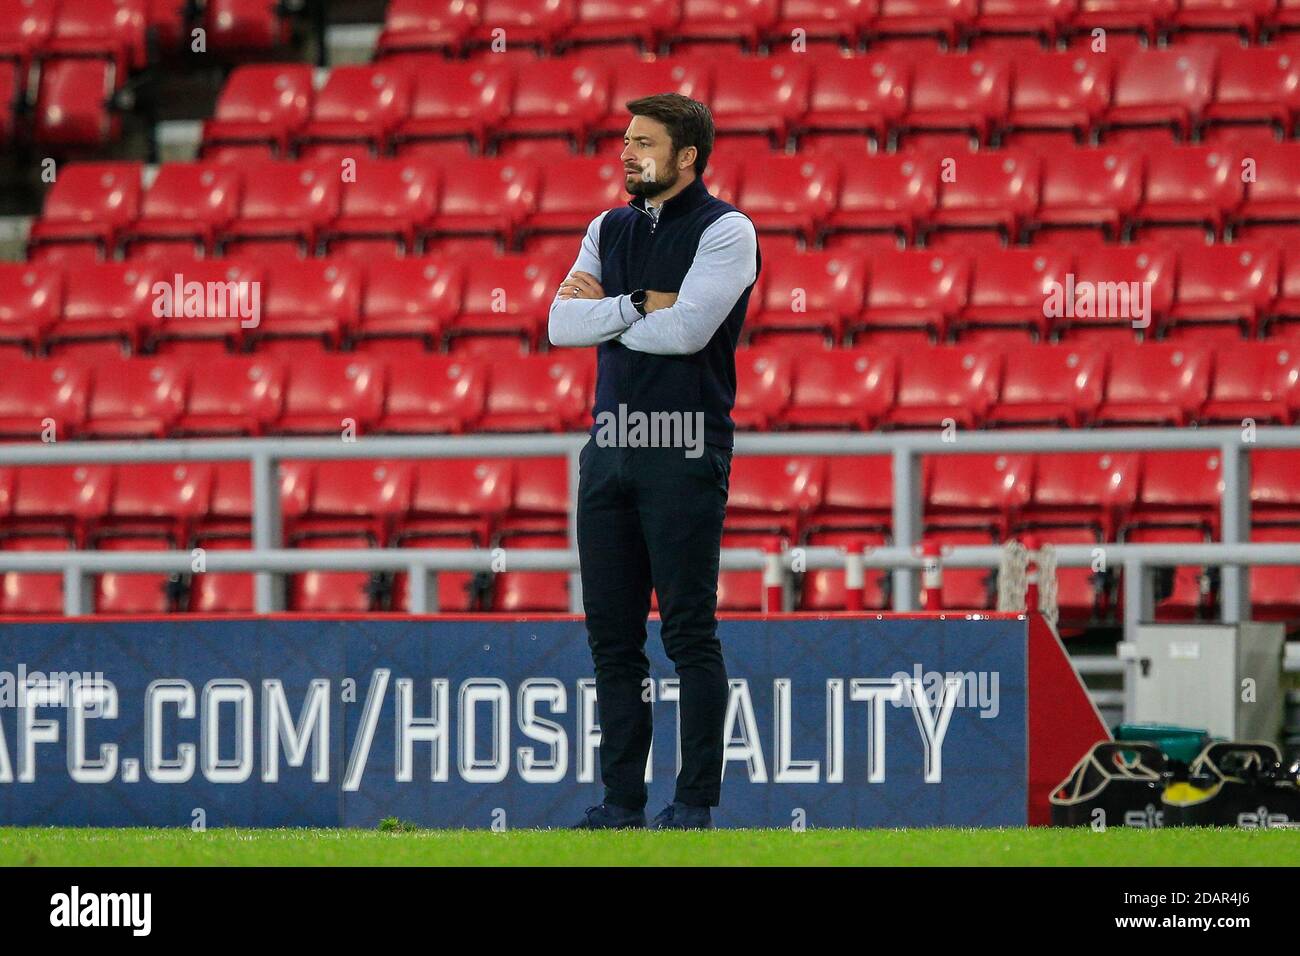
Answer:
[2, 427, 1299, 641]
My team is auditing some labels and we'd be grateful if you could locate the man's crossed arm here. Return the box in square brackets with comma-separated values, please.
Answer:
[547, 210, 759, 356]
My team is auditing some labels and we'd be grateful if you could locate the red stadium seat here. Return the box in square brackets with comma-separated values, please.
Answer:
[469, 0, 576, 50]
[291, 460, 414, 543]
[0, 0, 57, 70]
[288, 535, 381, 613]
[393, 60, 511, 153]
[0, 60, 17, 147]
[353, 258, 463, 351]
[0, 263, 63, 352]
[175, 355, 285, 437]
[404, 458, 514, 544]
[99, 462, 215, 545]
[1270, 250, 1300, 333]
[1204, 48, 1300, 140]
[478, 352, 590, 432]
[800, 530, 891, 611]
[376, 354, 487, 434]
[806, 454, 893, 534]
[1017, 451, 1140, 538]
[1102, 48, 1217, 143]
[321, 159, 438, 256]
[1002, 51, 1113, 145]
[925, 452, 1033, 534]
[201, 64, 314, 160]
[1251, 449, 1300, 527]
[957, 248, 1071, 340]
[495, 58, 609, 151]
[0, 535, 69, 615]
[6, 464, 114, 546]
[221, 163, 341, 257]
[294, 65, 414, 160]
[147, 259, 263, 352]
[986, 343, 1105, 428]
[794, 53, 909, 149]
[392, 533, 482, 613]
[45, 0, 147, 70]
[448, 253, 563, 351]
[0, 358, 90, 440]
[820, 152, 936, 247]
[28, 162, 143, 260]
[588, 56, 712, 144]
[521, 157, 624, 246]
[1054, 245, 1175, 342]
[1070, 0, 1177, 44]
[1200, 342, 1300, 425]
[1030, 147, 1142, 243]
[32, 59, 121, 149]
[119, 163, 241, 259]
[1173, 0, 1275, 39]
[1127, 450, 1223, 535]
[666, 0, 779, 48]
[926, 529, 997, 609]
[767, 0, 877, 47]
[926, 150, 1040, 245]
[187, 537, 254, 614]
[900, 53, 1012, 147]
[423, 157, 538, 249]
[1232, 143, 1300, 241]
[884, 345, 1001, 430]
[81, 358, 187, 439]
[1030, 527, 1107, 627]
[724, 456, 825, 540]
[872, 0, 978, 47]
[202, 0, 291, 53]
[1248, 526, 1300, 624]
[1166, 245, 1278, 339]
[562, 0, 679, 49]
[748, 250, 866, 344]
[1131, 145, 1241, 242]
[1094, 344, 1211, 427]
[247, 259, 362, 350]
[49, 262, 158, 355]
[490, 532, 570, 611]
[498, 456, 570, 537]
[737, 155, 839, 246]
[94, 537, 177, 615]
[270, 355, 385, 436]
[972, 0, 1076, 45]
[733, 347, 793, 429]
[852, 250, 970, 343]
[708, 57, 810, 146]
[377, 0, 482, 57]
[782, 348, 896, 429]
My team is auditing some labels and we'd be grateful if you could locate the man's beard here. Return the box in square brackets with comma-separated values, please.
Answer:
[626, 162, 680, 199]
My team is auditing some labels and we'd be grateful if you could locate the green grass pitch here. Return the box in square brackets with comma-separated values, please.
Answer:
[1, 827, 1297, 866]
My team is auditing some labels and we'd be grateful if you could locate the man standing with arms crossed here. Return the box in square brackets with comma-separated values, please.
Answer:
[549, 94, 761, 830]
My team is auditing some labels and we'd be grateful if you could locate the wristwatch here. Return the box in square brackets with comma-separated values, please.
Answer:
[630, 289, 648, 317]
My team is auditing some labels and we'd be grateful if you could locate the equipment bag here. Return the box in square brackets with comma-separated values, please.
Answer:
[1161, 741, 1300, 828]
[1050, 741, 1168, 828]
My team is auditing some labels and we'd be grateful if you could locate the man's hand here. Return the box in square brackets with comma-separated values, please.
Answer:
[644, 291, 678, 313]
[557, 271, 604, 300]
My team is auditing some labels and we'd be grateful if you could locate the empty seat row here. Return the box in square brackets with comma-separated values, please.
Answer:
[8, 244, 1300, 361]
[0, 255, 574, 356]
[4, 450, 1299, 620]
[197, 47, 1300, 166]
[5, 338, 1300, 443]
[29, 143, 1300, 265]
[375, 0, 1300, 56]
[0, 351, 594, 440]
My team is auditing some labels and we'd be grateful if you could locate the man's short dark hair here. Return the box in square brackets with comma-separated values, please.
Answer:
[625, 93, 715, 177]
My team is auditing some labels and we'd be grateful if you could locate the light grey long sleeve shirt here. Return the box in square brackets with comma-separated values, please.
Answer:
[547, 207, 759, 356]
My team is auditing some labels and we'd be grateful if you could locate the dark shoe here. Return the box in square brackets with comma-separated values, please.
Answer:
[571, 802, 646, 829]
[650, 802, 713, 830]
